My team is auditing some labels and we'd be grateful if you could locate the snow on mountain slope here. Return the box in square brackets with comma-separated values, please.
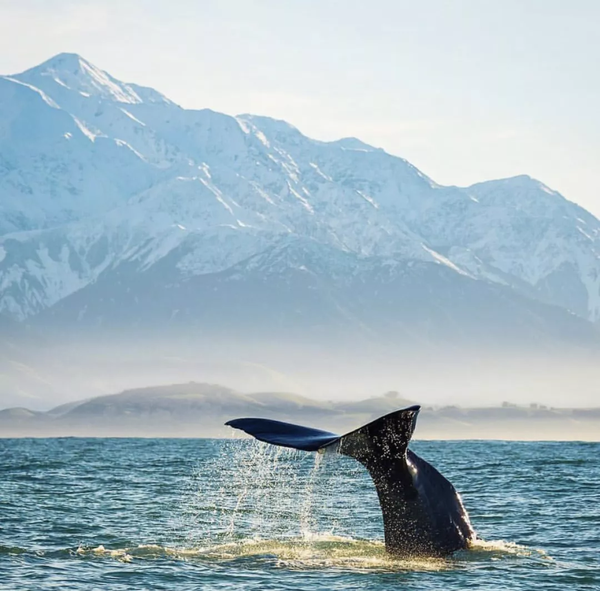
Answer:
[37, 233, 600, 358]
[14, 54, 184, 170]
[0, 53, 599, 338]
[459, 176, 600, 321]
[17, 53, 173, 106]
[0, 74, 157, 235]
[238, 117, 600, 322]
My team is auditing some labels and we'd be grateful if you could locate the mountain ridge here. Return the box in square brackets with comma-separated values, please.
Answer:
[0, 53, 599, 399]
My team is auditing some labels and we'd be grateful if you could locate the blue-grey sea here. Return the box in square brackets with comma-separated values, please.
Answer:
[0, 438, 598, 590]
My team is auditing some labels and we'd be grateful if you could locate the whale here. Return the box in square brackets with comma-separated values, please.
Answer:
[226, 405, 476, 557]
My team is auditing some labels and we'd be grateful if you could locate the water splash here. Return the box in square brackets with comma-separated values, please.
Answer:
[75, 537, 553, 573]
[75, 538, 450, 572]
[171, 440, 554, 573]
[173, 438, 379, 552]
[299, 451, 324, 538]
[174, 440, 318, 546]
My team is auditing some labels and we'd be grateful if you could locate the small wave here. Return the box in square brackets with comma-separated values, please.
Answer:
[0, 545, 28, 556]
[463, 538, 552, 561]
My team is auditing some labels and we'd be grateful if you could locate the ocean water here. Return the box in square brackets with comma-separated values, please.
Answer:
[0, 438, 598, 590]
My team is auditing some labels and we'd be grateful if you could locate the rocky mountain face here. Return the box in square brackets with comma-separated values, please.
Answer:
[0, 53, 599, 356]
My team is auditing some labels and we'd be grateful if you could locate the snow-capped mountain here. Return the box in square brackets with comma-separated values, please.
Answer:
[1, 53, 599, 349]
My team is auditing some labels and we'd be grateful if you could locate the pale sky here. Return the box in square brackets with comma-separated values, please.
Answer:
[1, 0, 599, 216]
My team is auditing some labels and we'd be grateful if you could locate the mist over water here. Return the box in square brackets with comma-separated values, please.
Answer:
[4, 329, 600, 411]
[1, 438, 598, 590]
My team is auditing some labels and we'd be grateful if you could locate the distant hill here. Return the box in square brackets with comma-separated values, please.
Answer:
[0, 383, 598, 441]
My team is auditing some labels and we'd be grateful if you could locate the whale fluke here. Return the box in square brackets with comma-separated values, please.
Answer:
[226, 405, 476, 556]
[224, 417, 339, 451]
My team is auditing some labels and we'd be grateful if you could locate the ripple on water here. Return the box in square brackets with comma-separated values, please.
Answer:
[0, 438, 598, 591]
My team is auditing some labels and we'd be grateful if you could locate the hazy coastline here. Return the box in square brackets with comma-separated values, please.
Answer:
[2, 383, 598, 441]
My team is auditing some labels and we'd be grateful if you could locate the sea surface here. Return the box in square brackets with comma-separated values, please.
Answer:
[0, 438, 598, 590]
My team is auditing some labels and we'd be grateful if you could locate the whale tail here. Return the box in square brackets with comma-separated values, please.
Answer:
[226, 404, 475, 556]
[225, 405, 421, 458]
[329, 405, 420, 465]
